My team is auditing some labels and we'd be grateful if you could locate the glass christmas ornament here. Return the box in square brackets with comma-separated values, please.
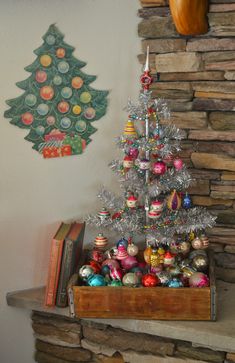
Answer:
[123, 120, 137, 137]
[169, 240, 179, 254]
[94, 233, 108, 250]
[56, 47, 66, 58]
[163, 154, 174, 165]
[110, 267, 123, 280]
[140, 48, 153, 90]
[142, 273, 159, 287]
[144, 245, 152, 265]
[116, 238, 128, 249]
[168, 277, 183, 288]
[57, 101, 69, 113]
[129, 147, 139, 159]
[100, 264, 110, 276]
[109, 280, 123, 287]
[123, 155, 134, 169]
[122, 272, 139, 287]
[167, 190, 182, 211]
[157, 271, 171, 286]
[84, 107, 96, 120]
[151, 200, 164, 212]
[126, 195, 138, 208]
[89, 260, 101, 274]
[192, 254, 209, 272]
[98, 207, 110, 221]
[58, 60, 70, 73]
[139, 158, 150, 170]
[167, 265, 181, 276]
[179, 241, 191, 255]
[173, 158, 183, 170]
[191, 237, 203, 250]
[152, 161, 167, 175]
[71, 76, 83, 89]
[148, 210, 161, 219]
[116, 245, 129, 260]
[182, 193, 192, 209]
[25, 94, 37, 107]
[21, 112, 34, 125]
[127, 242, 139, 256]
[40, 54, 52, 67]
[87, 274, 106, 287]
[181, 266, 195, 278]
[79, 265, 95, 281]
[121, 255, 138, 270]
[36, 70, 47, 83]
[80, 91, 92, 104]
[189, 272, 209, 288]
[150, 249, 161, 267]
[164, 251, 175, 267]
[90, 249, 105, 263]
[200, 234, 210, 249]
[101, 258, 120, 269]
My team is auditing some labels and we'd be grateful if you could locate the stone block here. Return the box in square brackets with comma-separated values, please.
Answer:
[138, 17, 176, 39]
[209, 12, 235, 36]
[216, 266, 235, 282]
[211, 184, 235, 192]
[215, 253, 235, 269]
[35, 340, 92, 362]
[209, 243, 224, 253]
[176, 342, 225, 363]
[187, 38, 235, 52]
[209, 112, 235, 131]
[225, 72, 235, 80]
[159, 72, 224, 82]
[81, 339, 116, 357]
[222, 172, 235, 181]
[164, 100, 193, 112]
[121, 351, 209, 363]
[82, 325, 175, 356]
[140, 0, 168, 7]
[35, 351, 71, 363]
[189, 131, 235, 142]
[161, 112, 207, 129]
[139, 7, 170, 18]
[225, 245, 235, 254]
[155, 53, 203, 73]
[187, 180, 210, 195]
[203, 51, 235, 71]
[151, 89, 193, 100]
[32, 313, 81, 334]
[195, 142, 235, 158]
[192, 196, 233, 208]
[189, 169, 220, 180]
[32, 323, 81, 347]
[193, 98, 235, 111]
[210, 4, 235, 12]
[191, 152, 235, 172]
[142, 39, 186, 53]
[211, 191, 235, 199]
[195, 92, 235, 100]
[192, 81, 235, 93]
[227, 353, 235, 362]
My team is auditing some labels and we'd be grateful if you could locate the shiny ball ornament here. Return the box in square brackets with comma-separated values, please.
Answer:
[157, 271, 171, 286]
[121, 255, 138, 270]
[102, 258, 120, 270]
[109, 280, 123, 287]
[90, 249, 104, 263]
[80, 91, 92, 104]
[164, 251, 175, 267]
[35, 70, 47, 83]
[46, 116, 56, 126]
[61, 87, 73, 99]
[182, 193, 192, 209]
[167, 190, 182, 211]
[98, 207, 110, 221]
[127, 242, 139, 257]
[57, 101, 70, 114]
[123, 155, 134, 169]
[72, 76, 84, 89]
[84, 107, 96, 120]
[126, 195, 138, 208]
[191, 237, 203, 250]
[152, 161, 167, 175]
[192, 255, 209, 272]
[40, 86, 54, 101]
[79, 265, 95, 281]
[21, 112, 34, 125]
[87, 274, 106, 287]
[150, 249, 161, 267]
[167, 265, 181, 277]
[56, 47, 66, 58]
[139, 158, 150, 170]
[189, 249, 207, 261]
[101, 265, 110, 276]
[116, 245, 129, 260]
[182, 266, 195, 278]
[72, 105, 82, 115]
[25, 94, 37, 107]
[142, 273, 159, 287]
[169, 240, 179, 254]
[37, 103, 49, 116]
[53, 75, 62, 85]
[189, 272, 209, 288]
[40, 54, 52, 67]
[148, 210, 161, 220]
[116, 238, 128, 249]
[151, 200, 164, 212]
[179, 241, 191, 255]
[129, 147, 139, 159]
[58, 61, 70, 73]
[200, 234, 210, 249]
[122, 272, 139, 287]
[89, 260, 101, 274]
[168, 277, 183, 288]
[123, 120, 137, 137]
[173, 158, 183, 171]
[94, 233, 108, 250]
[110, 267, 123, 281]
[144, 246, 152, 265]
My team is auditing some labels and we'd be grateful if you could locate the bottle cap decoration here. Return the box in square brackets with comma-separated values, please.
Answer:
[98, 207, 110, 221]
[123, 120, 137, 137]
[94, 233, 108, 250]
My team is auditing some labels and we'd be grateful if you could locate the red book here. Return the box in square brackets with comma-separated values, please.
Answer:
[44, 222, 72, 307]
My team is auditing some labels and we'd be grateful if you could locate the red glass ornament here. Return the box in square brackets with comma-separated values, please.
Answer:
[142, 273, 159, 287]
[89, 260, 101, 274]
[140, 71, 153, 90]
[152, 161, 167, 175]
[91, 249, 104, 263]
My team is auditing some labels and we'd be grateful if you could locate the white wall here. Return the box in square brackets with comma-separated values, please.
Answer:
[0, 1, 140, 362]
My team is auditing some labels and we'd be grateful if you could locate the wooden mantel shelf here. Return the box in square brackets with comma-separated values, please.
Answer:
[6, 281, 235, 353]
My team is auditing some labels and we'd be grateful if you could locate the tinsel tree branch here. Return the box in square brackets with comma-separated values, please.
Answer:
[97, 187, 125, 210]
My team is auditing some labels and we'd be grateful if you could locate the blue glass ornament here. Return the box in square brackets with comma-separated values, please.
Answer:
[116, 238, 128, 249]
[182, 193, 192, 209]
[87, 274, 106, 287]
[101, 265, 110, 276]
[168, 277, 183, 288]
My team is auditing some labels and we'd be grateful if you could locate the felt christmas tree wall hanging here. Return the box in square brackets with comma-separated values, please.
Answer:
[4, 24, 108, 158]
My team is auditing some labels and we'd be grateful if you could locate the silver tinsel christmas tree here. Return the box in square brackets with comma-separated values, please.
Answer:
[86, 48, 216, 247]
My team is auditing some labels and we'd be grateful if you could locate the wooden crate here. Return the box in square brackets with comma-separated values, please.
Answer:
[71, 250, 216, 321]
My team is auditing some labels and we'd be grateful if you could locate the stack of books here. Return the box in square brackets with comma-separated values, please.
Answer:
[44, 221, 85, 308]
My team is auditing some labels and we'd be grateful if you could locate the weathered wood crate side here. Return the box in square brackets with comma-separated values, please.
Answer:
[72, 251, 216, 321]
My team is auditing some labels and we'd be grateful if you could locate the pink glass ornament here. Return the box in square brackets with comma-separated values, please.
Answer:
[152, 161, 167, 175]
[173, 158, 183, 170]
[121, 255, 138, 270]
[101, 258, 120, 269]
[110, 267, 123, 280]
[116, 245, 129, 260]
[189, 272, 209, 288]
[129, 147, 139, 159]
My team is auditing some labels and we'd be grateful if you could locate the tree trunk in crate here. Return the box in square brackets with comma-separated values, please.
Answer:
[169, 0, 209, 36]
